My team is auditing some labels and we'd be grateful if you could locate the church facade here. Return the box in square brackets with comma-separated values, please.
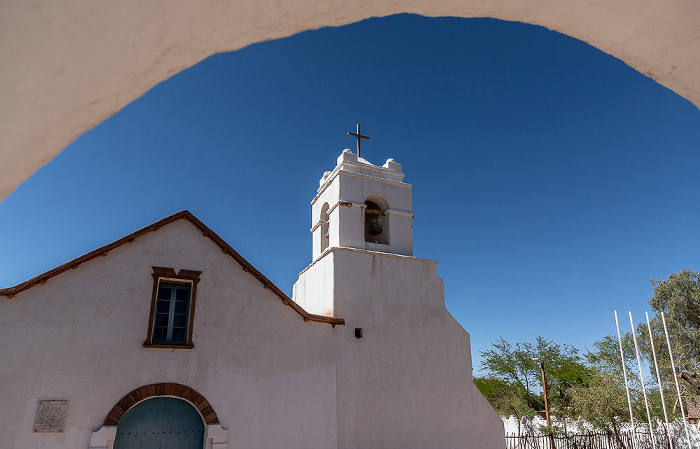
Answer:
[0, 150, 503, 449]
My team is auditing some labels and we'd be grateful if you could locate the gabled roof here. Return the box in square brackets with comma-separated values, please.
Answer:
[0, 210, 344, 326]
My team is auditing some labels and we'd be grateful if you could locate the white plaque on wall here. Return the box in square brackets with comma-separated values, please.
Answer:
[33, 400, 68, 433]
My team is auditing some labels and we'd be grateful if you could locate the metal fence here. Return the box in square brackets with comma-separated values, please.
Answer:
[505, 430, 681, 449]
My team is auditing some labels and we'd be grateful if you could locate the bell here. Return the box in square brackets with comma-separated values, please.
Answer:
[367, 215, 382, 236]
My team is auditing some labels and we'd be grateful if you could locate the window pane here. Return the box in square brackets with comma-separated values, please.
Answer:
[171, 328, 186, 342]
[150, 281, 192, 345]
[156, 300, 170, 314]
[173, 314, 187, 328]
[153, 327, 167, 342]
[155, 313, 169, 327]
[174, 301, 188, 314]
[175, 287, 190, 301]
[157, 286, 172, 300]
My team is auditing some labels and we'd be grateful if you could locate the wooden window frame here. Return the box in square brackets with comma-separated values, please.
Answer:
[144, 267, 201, 349]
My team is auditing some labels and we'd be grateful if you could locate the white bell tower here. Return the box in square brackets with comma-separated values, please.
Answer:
[293, 148, 416, 317]
[310, 149, 414, 261]
[292, 143, 505, 449]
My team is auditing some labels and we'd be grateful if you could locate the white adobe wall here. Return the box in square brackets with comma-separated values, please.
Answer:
[294, 252, 337, 317]
[0, 220, 338, 449]
[295, 247, 504, 449]
[298, 149, 502, 448]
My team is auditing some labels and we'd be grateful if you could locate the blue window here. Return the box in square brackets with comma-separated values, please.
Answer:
[152, 283, 191, 344]
[145, 267, 201, 348]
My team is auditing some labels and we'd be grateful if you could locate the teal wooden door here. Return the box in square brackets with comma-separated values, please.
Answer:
[114, 397, 204, 449]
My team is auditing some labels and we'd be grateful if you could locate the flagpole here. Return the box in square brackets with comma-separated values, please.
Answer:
[616, 311, 638, 449]
[630, 311, 657, 448]
[662, 312, 692, 449]
[647, 311, 673, 448]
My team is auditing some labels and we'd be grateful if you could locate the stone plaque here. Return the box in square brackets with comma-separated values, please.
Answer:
[33, 400, 68, 433]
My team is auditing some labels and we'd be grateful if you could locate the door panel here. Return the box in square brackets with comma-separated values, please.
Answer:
[114, 397, 204, 449]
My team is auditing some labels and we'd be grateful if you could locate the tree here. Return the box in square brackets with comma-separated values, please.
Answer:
[473, 376, 538, 419]
[570, 337, 635, 424]
[568, 336, 645, 446]
[569, 334, 681, 447]
[532, 336, 590, 412]
[636, 270, 700, 396]
[478, 336, 589, 416]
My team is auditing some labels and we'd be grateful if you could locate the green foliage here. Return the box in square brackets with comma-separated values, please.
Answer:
[478, 332, 676, 430]
[570, 337, 634, 431]
[480, 337, 539, 393]
[586, 334, 641, 390]
[569, 371, 629, 433]
[571, 333, 682, 434]
[636, 270, 700, 396]
[649, 269, 700, 363]
[477, 269, 700, 437]
[473, 376, 538, 418]
[478, 336, 589, 416]
[538, 423, 566, 437]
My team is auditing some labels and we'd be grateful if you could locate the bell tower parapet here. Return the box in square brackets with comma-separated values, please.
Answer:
[310, 149, 413, 261]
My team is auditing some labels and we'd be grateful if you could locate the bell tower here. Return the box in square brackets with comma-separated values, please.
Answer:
[310, 149, 413, 261]
[294, 148, 415, 317]
[292, 144, 504, 449]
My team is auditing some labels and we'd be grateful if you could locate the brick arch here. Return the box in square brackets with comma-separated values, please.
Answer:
[103, 382, 220, 425]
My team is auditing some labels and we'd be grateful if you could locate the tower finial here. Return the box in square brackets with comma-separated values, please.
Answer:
[347, 124, 370, 158]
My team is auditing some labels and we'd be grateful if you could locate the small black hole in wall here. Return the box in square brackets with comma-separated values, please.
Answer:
[355, 328, 363, 339]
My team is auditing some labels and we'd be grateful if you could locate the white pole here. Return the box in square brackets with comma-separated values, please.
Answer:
[617, 311, 638, 449]
[647, 311, 673, 448]
[630, 311, 657, 448]
[662, 312, 692, 449]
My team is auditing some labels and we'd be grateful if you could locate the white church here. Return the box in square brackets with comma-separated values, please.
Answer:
[0, 148, 503, 449]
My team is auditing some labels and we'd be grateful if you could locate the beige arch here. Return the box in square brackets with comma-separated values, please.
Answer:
[2, 1, 699, 201]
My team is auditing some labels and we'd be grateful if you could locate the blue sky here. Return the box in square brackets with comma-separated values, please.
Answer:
[1, 14, 698, 373]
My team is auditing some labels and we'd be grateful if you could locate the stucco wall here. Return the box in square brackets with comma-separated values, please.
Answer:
[1, 1, 699, 201]
[296, 247, 504, 449]
[295, 149, 503, 448]
[0, 220, 337, 449]
[2, 214, 502, 449]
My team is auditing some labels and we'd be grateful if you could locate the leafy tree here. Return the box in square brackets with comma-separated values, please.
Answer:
[570, 372, 630, 442]
[532, 336, 590, 412]
[570, 337, 635, 427]
[636, 270, 700, 396]
[570, 334, 681, 446]
[649, 270, 700, 362]
[473, 376, 537, 419]
[478, 336, 589, 416]
[568, 336, 646, 446]
[479, 337, 539, 396]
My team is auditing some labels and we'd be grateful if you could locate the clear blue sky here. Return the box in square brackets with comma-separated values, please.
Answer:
[1, 14, 698, 373]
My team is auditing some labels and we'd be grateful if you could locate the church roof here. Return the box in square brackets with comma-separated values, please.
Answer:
[0, 210, 344, 326]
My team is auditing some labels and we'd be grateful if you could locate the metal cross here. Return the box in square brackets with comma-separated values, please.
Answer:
[347, 124, 370, 158]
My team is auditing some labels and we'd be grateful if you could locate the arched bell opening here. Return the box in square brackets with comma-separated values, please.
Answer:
[364, 196, 389, 245]
[320, 202, 330, 252]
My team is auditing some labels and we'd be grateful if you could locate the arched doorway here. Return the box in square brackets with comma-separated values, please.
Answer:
[114, 397, 204, 449]
[89, 383, 228, 449]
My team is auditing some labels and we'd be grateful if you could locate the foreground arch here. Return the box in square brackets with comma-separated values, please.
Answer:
[1, 1, 699, 200]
